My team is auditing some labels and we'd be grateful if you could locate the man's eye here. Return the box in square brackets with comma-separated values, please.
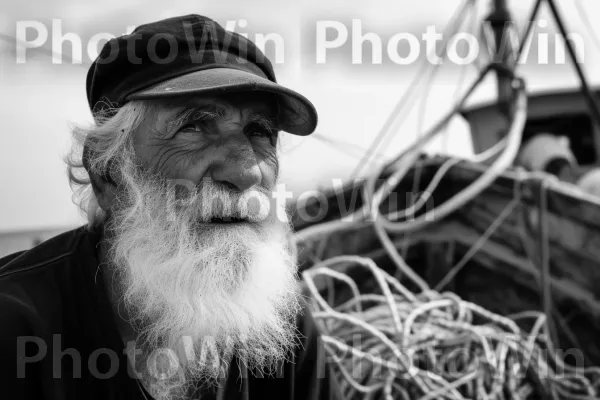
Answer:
[179, 122, 205, 133]
[247, 123, 274, 138]
[251, 128, 271, 138]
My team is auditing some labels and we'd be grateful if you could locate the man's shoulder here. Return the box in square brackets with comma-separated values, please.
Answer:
[0, 225, 101, 340]
[0, 226, 90, 282]
[0, 226, 98, 400]
[0, 225, 96, 325]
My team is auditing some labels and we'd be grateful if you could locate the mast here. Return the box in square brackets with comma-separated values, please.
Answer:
[486, 0, 516, 117]
[486, 0, 600, 130]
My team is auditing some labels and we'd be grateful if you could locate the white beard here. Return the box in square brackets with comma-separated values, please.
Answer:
[104, 156, 302, 399]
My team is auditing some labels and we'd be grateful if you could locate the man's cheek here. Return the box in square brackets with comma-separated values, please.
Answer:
[256, 147, 279, 184]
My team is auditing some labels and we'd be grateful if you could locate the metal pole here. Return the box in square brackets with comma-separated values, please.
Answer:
[537, 179, 558, 348]
[487, 0, 516, 117]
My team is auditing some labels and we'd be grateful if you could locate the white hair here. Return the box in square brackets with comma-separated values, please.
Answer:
[65, 100, 157, 227]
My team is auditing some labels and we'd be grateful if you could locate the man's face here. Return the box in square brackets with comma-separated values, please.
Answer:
[132, 93, 279, 197]
[103, 92, 300, 398]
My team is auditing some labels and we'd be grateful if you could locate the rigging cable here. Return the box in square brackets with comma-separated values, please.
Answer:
[293, 65, 527, 244]
[546, 0, 600, 135]
[349, 0, 477, 180]
[402, 0, 483, 258]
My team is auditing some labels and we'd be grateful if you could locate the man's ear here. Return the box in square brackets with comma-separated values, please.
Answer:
[89, 169, 118, 213]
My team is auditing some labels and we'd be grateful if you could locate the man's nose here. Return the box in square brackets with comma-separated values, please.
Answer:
[210, 143, 262, 192]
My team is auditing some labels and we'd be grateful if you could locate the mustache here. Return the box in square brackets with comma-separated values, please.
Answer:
[163, 179, 275, 223]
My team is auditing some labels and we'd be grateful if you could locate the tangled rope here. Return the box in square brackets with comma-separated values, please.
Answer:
[302, 255, 600, 400]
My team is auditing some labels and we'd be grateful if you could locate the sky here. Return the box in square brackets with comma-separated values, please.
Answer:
[1, 0, 600, 233]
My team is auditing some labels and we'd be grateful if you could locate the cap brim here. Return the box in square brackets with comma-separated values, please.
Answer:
[126, 67, 317, 136]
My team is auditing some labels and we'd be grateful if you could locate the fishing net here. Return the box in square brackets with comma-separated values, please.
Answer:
[302, 255, 600, 400]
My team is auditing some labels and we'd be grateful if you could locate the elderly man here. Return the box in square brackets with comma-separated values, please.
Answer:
[0, 15, 342, 400]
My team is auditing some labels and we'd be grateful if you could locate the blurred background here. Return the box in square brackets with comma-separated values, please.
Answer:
[1, 0, 600, 256]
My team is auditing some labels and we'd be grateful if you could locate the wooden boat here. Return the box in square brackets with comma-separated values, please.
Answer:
[292, 154, 600, 366]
